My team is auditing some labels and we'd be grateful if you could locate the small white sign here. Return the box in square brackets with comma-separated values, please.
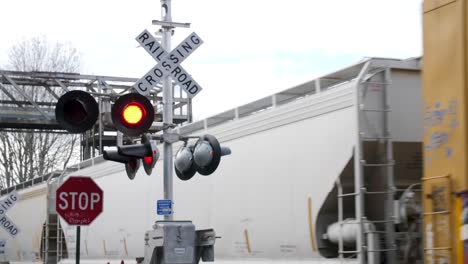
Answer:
[134, 29, 204, 98]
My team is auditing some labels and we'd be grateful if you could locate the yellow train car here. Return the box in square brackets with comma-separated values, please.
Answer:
[423, 0, 468, 263]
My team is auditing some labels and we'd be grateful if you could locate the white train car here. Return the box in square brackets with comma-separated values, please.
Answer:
[0, 57, 422, 264]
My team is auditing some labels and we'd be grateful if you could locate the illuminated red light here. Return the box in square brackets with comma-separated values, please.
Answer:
[122, 103, 145, 125]
[143, 156, 153, 165]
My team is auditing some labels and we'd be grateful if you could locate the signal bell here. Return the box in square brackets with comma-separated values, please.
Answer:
[111, 93, 154, 137]
[175, 134, 231, 181]
[55, 90, 99, 133]
[174, 145, 197, 181]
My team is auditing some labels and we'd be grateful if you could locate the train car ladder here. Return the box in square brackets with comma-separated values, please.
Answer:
[422, 174, 452, 264]
[42, 179, 66, 263]
[336, 62, 397, 264]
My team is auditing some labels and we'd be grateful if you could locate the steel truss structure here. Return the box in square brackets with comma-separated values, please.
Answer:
[0, 70, 192, 159]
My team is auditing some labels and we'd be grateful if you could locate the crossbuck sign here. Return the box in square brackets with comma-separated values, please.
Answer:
[0, 191, 20, 237]
[134, 29, 204, 98]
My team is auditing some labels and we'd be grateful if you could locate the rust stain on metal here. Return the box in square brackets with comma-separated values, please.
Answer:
[103, 240, 107, 255]
[308, 196, 317, 252]
[243, 229, 251, 254]
[124, 238, 129, 256]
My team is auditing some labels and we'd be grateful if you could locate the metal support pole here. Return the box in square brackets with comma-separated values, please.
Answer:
[315, 79, 321, 93]
[117, 131, 123, 147]
[161, 0, 174, 221]
[187, 98, 193, 123]
[98, 82, 103, 155]
[76, 226, 81, 264]
[383, 68, 396, 263]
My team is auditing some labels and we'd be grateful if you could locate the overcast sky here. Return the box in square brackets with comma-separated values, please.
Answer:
[0, 0, 423, 120]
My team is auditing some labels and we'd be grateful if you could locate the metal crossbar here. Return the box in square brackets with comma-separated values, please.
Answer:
[423, 247, 451, 251]
[361, 136, 393, 141]
[365, 190, 394, 195]
[338, 192, 359, 197]
[360, 108, 391, 113]
[360, 161, 395, 167]
[366, 247, 397, 253]
[340, 250, 361, 254]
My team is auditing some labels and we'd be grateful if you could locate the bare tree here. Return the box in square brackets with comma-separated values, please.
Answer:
[0, 36, 81, 188]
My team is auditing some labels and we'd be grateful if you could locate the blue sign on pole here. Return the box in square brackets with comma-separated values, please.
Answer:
[157, 200, 173, 215]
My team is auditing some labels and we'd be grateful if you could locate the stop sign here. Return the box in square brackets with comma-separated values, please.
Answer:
[56, 176, 103, 225]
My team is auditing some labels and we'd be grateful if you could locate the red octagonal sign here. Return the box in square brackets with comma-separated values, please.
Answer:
[56, 176, 103, 225]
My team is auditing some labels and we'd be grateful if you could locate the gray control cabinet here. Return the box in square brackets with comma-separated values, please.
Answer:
[142, 221, 216, 264]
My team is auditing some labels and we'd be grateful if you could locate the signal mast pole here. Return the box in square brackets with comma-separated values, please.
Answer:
[161, 0, 174, 221]
[154, 0, 191, 221]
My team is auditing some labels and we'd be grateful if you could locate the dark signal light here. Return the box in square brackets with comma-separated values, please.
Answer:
[55, 90, 99, 133]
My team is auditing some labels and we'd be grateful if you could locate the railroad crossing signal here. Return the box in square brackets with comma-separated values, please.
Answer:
[134, 29, 203, 97]
[55, 91, 155, 137]
[54, 30, 205, 135]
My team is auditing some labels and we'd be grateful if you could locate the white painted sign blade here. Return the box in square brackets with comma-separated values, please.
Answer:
[135, 29, 167, 63]
[135, 63, 203, 98]
[0, 214, 19, 237]
[0, 191, 19, 215]
[171, 65, 203, 98]
[164, 32, 203, 72]
[133, 79, 151, 96]
[134, 63, 166, 95]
